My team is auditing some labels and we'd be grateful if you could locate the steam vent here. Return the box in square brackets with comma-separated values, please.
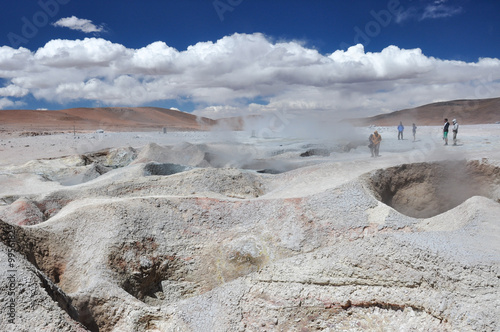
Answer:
[1, 125, 500, 331]
[2, 0, 500, 327]
[367, 160, 500, 218]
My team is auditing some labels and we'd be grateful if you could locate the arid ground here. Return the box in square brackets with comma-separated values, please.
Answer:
[1, 102, 499, 331]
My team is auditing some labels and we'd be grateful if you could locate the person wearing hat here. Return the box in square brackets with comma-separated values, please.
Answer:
[452, 119, 459, 145]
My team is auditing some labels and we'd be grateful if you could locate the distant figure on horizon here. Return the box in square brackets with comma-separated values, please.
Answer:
[452, 119, 459, 145]
[369, 130, 382, 157]
[412, 123, 417, 141]
[443, 118, 450, 145]
[397, 121, 404, 140]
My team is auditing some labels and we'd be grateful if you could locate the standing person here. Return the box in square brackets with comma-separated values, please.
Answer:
[397, 122, 404, 140]
[443, 118, 450, 145]
[368, 132, 375, 157]
[369, 130, 382, 157]
[452, 119, 459, 145]
[412, 123, 417, 141]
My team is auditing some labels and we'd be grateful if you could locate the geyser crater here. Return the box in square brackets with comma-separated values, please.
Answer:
[366, 160, 500, 218]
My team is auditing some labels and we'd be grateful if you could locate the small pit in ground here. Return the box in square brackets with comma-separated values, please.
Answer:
[367, 160, 500, 218]
[143, 162, 191, 176]
[107, 238, 194, 305]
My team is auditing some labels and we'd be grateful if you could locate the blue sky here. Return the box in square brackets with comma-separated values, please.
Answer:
[0, 0, 499, 119]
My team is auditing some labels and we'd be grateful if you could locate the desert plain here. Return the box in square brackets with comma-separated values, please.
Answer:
[1, 105, 500, 331]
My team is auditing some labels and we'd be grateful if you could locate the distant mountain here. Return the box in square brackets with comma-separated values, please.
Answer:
[1, 98, 499, 134]
[347, 97, 500, 126]
[0, 107, 216, 132]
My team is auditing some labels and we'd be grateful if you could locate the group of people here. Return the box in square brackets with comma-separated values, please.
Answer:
[443, 118, 459, 146]
[368, 130, 382, 157]
[368, 118, 460, 157]
[397, 122, 418, 141]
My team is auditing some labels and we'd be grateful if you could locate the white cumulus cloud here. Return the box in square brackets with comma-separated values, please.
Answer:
[0, 98, 15, 109]
[52, 16, 105, 33]
[0, 84, 29, 97]
[0, 97, 25, 109]
[0, 33, 499, 118]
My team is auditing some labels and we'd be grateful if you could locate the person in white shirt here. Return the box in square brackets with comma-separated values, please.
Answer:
[452, 119, 459, 146]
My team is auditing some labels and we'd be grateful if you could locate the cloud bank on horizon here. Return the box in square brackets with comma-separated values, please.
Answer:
[1, 11, 499, 118]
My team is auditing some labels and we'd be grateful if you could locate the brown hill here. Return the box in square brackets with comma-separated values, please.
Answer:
[348, 97, 500, 126]
[1, 98, 499, 134]
[0, 107, 216, 133]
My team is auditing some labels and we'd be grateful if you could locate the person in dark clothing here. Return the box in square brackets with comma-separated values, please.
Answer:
[443, 118, 450, 145]
[412, 123, 417, 141]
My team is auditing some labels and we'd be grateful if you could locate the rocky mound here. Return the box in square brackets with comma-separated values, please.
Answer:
[1, 142, 499, 331]
[366, 159, 500, 218]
